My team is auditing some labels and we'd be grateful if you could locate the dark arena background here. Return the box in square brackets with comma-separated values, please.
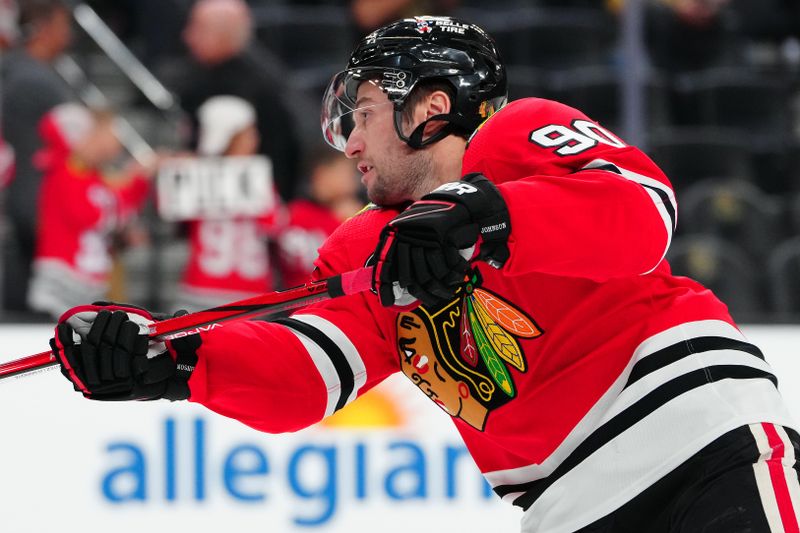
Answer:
[0, 1, 799, 531]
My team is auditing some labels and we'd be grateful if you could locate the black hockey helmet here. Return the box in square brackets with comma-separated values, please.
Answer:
[321, 16, 507, 151]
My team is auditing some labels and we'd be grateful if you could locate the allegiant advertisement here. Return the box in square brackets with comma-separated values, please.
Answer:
[2, 324, 800, 532]
[0, 325, 518, 532]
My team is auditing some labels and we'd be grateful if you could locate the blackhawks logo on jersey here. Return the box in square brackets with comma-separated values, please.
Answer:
[396, 270, 542, 431]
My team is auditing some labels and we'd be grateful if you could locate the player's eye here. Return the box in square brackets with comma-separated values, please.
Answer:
[353, 110, 369, 129]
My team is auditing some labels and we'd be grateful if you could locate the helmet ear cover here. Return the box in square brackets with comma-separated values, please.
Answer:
[393, 108, 477, 149]
[390, 78, 477, 149]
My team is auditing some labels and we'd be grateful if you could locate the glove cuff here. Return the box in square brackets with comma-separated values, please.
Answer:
[163, 310, 202, 401]
[458, 173, 512, 268]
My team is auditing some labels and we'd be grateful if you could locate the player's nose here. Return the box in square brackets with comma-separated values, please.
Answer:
[344, 129, 364, 159]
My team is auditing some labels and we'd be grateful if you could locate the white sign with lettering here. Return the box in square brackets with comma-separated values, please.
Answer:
[157, 156, 276, 221]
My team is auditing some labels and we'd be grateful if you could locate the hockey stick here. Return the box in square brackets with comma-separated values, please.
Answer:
[0, 266, 373, 382]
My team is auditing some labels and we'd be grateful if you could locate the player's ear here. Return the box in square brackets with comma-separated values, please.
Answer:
[426, 90, 451, 117]
[422, 90, 452, 137]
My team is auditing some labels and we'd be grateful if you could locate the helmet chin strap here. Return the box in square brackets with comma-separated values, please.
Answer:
[393, 111, 475, 149]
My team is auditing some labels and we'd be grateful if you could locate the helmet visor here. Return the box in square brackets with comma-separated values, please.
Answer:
[321, 68, 415, 151]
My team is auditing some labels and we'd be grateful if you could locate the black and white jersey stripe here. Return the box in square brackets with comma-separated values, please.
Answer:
[483, 320, 795, 533]
[276, 314, 367, 417]
[581, 158, 678, 274]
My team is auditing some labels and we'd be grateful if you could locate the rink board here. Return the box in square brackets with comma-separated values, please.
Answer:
[0, 324, 798, 532]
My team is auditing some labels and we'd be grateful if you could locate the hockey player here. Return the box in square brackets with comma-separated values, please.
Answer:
[49, 16, 799, 533]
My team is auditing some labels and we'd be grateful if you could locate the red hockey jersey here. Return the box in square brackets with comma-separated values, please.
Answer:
[176, 214, 280, 310]
[186, 98, 793, 532]
[29, 159, 149, 316]
[276, 199, 343, 288]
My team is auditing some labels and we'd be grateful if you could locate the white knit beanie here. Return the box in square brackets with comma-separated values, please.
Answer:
[196, 95, 257, 156]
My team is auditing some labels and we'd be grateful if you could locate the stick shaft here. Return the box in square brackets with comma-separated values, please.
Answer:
[0, 267, 373, 381]
[0, 351, 56, 380]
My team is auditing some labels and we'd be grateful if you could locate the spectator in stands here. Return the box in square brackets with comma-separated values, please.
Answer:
[27, 104, 152, 319]
[173, 95, 282, 312]
[277, 146, 362, 288]
[1, 0, 73, 314]
[175, 0, 302, 202]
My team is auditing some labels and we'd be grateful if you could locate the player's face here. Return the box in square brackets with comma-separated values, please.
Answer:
[344, 81, 437, 207]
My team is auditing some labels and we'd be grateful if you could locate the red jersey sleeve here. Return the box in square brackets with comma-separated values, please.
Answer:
[462, 98, 677, 281]
[112, 174, 150, 223]
[187, 206, 400, 433]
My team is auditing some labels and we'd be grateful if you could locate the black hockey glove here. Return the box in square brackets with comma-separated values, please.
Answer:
[372, 173, 511, 308]
[50, 302, 200, 401]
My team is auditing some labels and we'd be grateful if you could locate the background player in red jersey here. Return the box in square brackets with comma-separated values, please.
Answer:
[28, 103, 151, 319]
[49, 16, 799, 533]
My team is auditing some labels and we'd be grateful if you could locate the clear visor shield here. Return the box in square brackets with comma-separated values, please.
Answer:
[320, 68, 413, 151]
